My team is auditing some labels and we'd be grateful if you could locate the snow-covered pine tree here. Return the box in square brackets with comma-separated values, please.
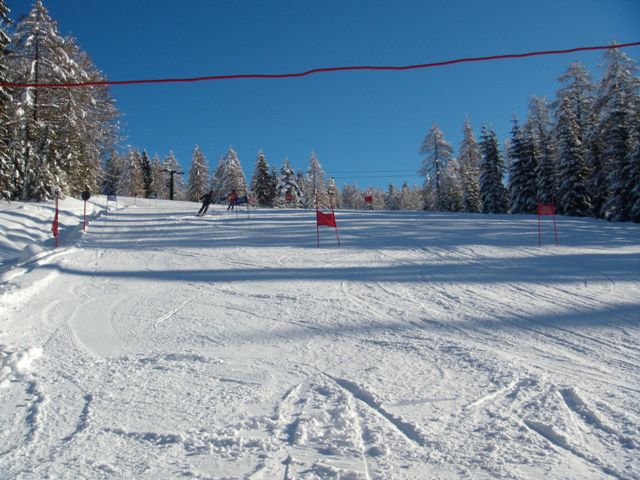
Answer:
[141, 151, 153, 198]
[250, 150, 274, 207]
[129, 149, 146, 198]
[458, 120, 482, 213]
[102, 150, 124, 196]
[150, 154, 168, 199]
[187, 145, 209, 202]
[307, 151, 329, 209]
[553, 62, 595, 217]
[340, 183, 359, 209]
[628, 140, 640, 222]
[210, 155, 226, 202]
[163, 151, 185, 200]
[58, 37, 120, 196]
[268, 166, 279, 207]
[555, 62, 595, 142]
[555, 95, 591, 216]
[419, 123, 453, 211]
[593, 47, 639, 221]
[327, 176, 340, 208]
[277, 158, 303, 207]
[10, 1, 79, 200]
[440, 160, 464, 212]
[372, 189, 386, 210]
[479, 126, 509, 214]
[399, 181, 412, 210]
[0, 0, 12, 200]
[527, 97, 558, 208]
[296, 170, 315, 209]
[220, 147, 247, 198]
[508, 117, 538, 214]
[384, 183, 401, 210]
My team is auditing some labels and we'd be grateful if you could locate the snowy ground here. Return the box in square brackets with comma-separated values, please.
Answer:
[0, 197, 639, 479]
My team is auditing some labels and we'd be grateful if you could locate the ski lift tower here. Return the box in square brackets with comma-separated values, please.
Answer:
[161, 166, 184, 200]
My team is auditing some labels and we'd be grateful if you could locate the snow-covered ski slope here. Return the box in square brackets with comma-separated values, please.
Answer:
[1, 197, 639, 479]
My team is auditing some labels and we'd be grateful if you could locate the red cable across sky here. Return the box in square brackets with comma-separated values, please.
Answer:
[2, 41, 639, 89]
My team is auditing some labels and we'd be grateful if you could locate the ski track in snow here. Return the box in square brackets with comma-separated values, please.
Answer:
[0, 201, 639, 479]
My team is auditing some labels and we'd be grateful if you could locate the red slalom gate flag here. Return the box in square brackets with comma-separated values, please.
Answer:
[316, 210, 337, 228]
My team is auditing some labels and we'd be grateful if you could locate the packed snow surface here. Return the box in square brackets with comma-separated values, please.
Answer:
[0, 197, 639, 479]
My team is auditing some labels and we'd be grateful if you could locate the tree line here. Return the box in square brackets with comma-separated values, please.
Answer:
[1, 2, 639, 222]
[0, 1, 120, 202]
[417, 50, 640, 222]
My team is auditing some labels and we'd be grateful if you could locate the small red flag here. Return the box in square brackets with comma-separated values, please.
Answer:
[537, 204, 556, 216]
[316, 210, 336, 228]
[51, 211, 59, 237]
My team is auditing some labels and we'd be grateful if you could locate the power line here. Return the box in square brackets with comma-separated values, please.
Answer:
[2, 41, 638, 89]
[332, 174, 422, 180]
[328, 169, 418, 174]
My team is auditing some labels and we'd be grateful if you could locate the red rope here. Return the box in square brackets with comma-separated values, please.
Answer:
[2, 41, 639, 89]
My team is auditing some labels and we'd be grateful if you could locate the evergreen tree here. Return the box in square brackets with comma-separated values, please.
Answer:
[141, 151, 153, 198]
[586, 127, 608, 218]
[555, 62, 594, 142]
[102, 150, 124, 196]
[628, 140, 640, 222]
[10, 1, 77, 200]
[440, 160, 464, 212]
[556, 95, 591, 216]
[210, 155, 226, 201]
[220, 147, 246, 197]
[341, 183, 360, 209]
[508, 117, 538, 214]
[384, 183, 401, 210]
[58, 37, 119, 196]
[268, 166, 279, 207]
[327, 177, 340, 208]
[528, 97, 558, 207]
[479, 126, 509, 214]
[0, 0, 12, 200]
[187, 145, 209, 202]
[307, 151, 329, 208]
[297, 170, 314, 209]
[250, 150, 275, 206]
[399, 181, 412, 210]
[126, 148, 145, 198]
[594, 48, 639, 221]
[8, 1, 119, 200]
[277, 158, 303, 207]
[458, 120, 482, 213]
[419, 123, 453, 210]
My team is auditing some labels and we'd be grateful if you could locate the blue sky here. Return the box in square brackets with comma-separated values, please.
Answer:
[9, 0, 640, 189]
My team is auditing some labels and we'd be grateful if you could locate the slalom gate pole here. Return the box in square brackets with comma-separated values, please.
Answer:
[316, 190, 320, 248]
[54, 192, 60, 248]
[330, 197, 341, 248]
[538, 213, 542, 247]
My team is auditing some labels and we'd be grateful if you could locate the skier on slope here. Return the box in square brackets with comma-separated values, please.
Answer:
[197, 190, 214, 216]
[227, 189, 238, 211]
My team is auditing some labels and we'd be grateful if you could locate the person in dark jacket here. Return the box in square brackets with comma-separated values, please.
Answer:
[227, 189, 238, 211]
[197, 190, 214, 216]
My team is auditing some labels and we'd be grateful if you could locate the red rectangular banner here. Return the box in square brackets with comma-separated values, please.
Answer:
[537, 204, 556, 216]
[316, 210, 337, 228]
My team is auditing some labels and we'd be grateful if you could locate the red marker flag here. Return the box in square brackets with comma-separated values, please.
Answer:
[315, 191, 341, 248]
[316, 210, 337, 228]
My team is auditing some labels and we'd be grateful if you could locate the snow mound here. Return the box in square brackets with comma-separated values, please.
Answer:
[0, 346, 43, 388]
